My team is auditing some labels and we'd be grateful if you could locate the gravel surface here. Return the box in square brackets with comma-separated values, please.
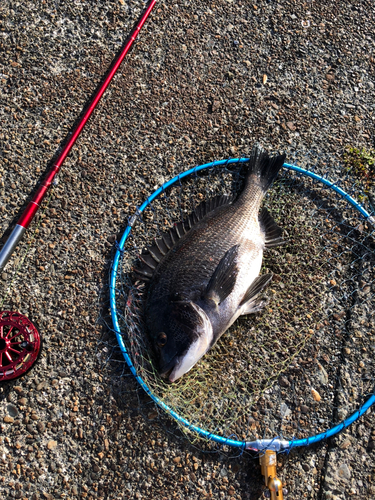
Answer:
[1, 1, 374, 499]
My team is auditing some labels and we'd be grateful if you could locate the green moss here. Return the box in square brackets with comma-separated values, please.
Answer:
[344, 145, 375, 193]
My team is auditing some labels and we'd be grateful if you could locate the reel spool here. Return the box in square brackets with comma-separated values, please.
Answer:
[0, 311, 41, 382]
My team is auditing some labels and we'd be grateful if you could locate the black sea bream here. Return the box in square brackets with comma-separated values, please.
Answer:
[136, 145, 286, 382]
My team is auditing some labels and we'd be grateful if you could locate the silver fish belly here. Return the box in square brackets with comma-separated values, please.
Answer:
[136, 145, 286, 382]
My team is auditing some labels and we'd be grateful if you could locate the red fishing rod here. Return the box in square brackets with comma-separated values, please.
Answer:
[0, 0, 158, 381]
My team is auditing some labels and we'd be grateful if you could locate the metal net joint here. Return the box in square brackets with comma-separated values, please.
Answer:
[245, 439, 290, 452]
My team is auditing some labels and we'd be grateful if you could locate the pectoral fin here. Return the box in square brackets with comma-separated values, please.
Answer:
[239, 273, 273, 315]
[205, 245, 239, 305]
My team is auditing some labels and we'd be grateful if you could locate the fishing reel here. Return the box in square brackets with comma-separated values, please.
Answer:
[0, 311, 41, 382]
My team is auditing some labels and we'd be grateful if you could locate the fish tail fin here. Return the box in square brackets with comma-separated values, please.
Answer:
[246, 144, 286, 192]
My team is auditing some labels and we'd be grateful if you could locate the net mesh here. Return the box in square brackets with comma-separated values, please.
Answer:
[110, 153, 374, 450]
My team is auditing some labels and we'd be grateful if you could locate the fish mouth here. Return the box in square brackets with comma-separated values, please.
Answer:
[159, 356, 180, 382]
[160, 341, 210, 384]
[160, 356, 188, 383]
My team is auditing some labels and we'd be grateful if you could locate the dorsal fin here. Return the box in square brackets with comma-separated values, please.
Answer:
[195, 194, 233, 221]
[139, 254, 157, 270]
[134, 194, 233, 281]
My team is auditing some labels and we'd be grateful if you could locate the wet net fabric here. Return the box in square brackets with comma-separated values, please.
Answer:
[111, 154, 374, 449]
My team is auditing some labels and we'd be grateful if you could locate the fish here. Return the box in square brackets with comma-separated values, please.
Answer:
[135, 145, 286, 382]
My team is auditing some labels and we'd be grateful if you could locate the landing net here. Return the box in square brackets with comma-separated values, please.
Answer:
[110, 153, 374, 451]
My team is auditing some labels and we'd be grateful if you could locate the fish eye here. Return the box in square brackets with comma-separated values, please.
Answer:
[157, 332, 168, 347]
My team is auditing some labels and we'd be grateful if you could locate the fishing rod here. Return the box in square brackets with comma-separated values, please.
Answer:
[0, 0, 157, 273]
[0, 0, 158, 381]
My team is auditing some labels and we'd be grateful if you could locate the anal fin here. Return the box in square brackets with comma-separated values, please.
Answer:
[239, 273, 273, 315]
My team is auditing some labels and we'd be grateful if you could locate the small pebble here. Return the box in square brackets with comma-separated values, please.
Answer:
[311, 388, 321, 402]
[47, 440, 57, 451]
[7, 404, 18, 417]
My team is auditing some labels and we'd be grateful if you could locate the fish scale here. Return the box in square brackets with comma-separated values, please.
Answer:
[150, 191, 264, 301]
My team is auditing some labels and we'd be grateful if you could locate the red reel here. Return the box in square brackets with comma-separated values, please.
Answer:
[0, 311, 41, 382]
